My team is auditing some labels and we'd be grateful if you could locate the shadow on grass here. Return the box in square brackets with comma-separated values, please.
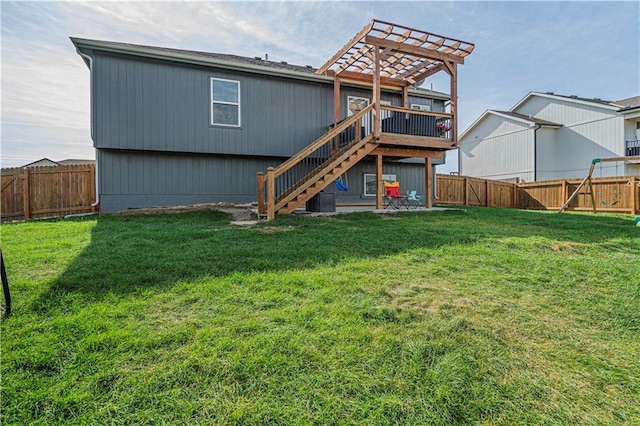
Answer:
[32, 207, 637, 313]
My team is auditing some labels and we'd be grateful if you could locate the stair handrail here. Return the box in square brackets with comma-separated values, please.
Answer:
[261, 103, 374, 220]
[273, 103, 374, 178]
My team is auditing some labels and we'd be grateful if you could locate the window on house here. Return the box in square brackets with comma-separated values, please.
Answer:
[363, 173, 396, 197]
[411, 104, 431, 111]
[211, 78, 240, 126]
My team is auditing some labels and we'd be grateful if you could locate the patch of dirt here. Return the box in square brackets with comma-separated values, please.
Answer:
[110, 203, 258, 222]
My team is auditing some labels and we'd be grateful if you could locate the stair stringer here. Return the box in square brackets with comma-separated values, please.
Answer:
[275, 135, 377, 214]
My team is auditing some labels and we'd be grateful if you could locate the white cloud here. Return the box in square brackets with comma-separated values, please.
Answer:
[1, 1, 638, 168]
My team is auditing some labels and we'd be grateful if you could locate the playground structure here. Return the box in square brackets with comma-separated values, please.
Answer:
[559, 156, 640, 213]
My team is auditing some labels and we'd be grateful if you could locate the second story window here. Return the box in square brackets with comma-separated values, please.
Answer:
[211, 78, 240, 127]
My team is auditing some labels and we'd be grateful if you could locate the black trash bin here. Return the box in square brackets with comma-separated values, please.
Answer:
[306, 191, 336, 212]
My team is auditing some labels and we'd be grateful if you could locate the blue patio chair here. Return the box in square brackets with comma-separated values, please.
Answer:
[406, 190, 423, 208]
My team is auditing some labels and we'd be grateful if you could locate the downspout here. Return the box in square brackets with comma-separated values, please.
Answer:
[76, 48, 99, 207]
[533, 124, 541, 182]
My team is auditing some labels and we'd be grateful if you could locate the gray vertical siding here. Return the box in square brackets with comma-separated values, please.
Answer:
[98, 150, 285, 212]
[94, 53, 335, 157]
[98, 150, 428, 211]
[88, 50, 446, 212]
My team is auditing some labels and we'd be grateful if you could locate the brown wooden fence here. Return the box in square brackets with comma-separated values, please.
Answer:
[1, 165, 97, 222]
[436, 175, 517, 209]
[436, 174, 640, 215]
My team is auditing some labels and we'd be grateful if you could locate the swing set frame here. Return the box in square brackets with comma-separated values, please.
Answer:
[559, 156, 640, 213]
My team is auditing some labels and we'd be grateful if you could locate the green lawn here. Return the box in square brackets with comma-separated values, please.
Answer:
[1, 207, 639, 425]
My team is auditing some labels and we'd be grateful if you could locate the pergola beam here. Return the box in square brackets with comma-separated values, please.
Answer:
[317, 21, 375, 74]
[327, 70, 410, 88]
[364, 35, 465, 65]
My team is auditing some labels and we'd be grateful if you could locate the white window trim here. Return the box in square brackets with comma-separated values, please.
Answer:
[363, 173, 396, 197]
[211, 77, 241, 127]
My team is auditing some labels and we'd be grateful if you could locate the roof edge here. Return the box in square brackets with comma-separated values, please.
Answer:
[458, 110, 561, 141]
[71, 37, 449, 100]
[71, 37, 334, 84]
[510, 91, 621, 112]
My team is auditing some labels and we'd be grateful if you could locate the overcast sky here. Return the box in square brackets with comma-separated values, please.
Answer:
[1, 1, 639, 172]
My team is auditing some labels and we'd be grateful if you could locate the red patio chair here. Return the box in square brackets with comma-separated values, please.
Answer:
[384, 182, 408, 209]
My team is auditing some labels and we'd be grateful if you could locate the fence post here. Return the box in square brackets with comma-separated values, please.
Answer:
[266, 167, 275, 221]
[22, 168, 30, 221]
[485, 180, 490, 207]
[90, 164, 97, 212]
[464, 177, 469, 206]
[631, 176, 637, 215]
[256, 171, 265, 216]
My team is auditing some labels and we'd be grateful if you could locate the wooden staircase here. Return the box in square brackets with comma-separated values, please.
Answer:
[276, 135, 376, 214]
[258, 104, 377, 220]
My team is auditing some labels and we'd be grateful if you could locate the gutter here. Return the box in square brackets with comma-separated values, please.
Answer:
[76, 47, 100, 208]
[533, 124, 541, 182]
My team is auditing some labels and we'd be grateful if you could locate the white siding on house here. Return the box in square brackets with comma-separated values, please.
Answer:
[535, 127, 559, 181]
[514, 96, 617, 127]
[459, 114, 534, 182]
[460, 93, 636, 183]
[516, 96, 626, 179]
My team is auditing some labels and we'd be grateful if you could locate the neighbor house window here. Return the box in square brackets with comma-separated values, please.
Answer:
[363, 173, 396, 197]
[411, 104, 431, 111]
[211, 78, 240, 126]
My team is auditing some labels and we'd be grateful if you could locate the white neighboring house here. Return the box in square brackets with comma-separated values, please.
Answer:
[458, 92, 640, 182]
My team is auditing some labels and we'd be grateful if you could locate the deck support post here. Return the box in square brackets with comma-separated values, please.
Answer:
[376, 154, 383, 209]
[266, 167, 275, 221]
[425, 158, 433, 209]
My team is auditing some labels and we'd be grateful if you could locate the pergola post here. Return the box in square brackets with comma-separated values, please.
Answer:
[449, 62, 458, 142]
[373, 45, 381, 138]
[333, 76, 341, 152]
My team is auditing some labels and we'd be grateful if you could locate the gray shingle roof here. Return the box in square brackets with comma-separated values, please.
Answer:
[494, 110, 562, 127]
[615, 96, 640, 109]
[75, 38, 318, 74]
[540, 92, 616, 107]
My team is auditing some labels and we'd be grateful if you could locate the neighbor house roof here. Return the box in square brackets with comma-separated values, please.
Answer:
[615, 95, 640, 113]
[58, 159, 96, 165]
[459, 109, 562, 141]
[510, 91, 622, 112]
[21, 158, 60, 168]
[493, 111, 562, 127]
[71, 37, 450, 100]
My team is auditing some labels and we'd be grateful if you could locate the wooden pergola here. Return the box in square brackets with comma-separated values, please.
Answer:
[316, 20, 474, 208]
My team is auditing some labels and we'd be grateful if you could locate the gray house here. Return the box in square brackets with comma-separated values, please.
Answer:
[72, 20, 474, 217]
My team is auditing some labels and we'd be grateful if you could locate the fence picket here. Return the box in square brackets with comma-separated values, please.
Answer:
[1, 164, 96, 222]
[436, 174, 640, 214]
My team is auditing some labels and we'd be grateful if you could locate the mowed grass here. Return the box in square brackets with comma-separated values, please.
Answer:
[1, 207, 639, 425]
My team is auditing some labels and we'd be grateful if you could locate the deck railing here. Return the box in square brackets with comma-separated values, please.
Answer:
[380, 105, 453, 140]
[626, 140, 640, 157]
[258, 103, 375, 220]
